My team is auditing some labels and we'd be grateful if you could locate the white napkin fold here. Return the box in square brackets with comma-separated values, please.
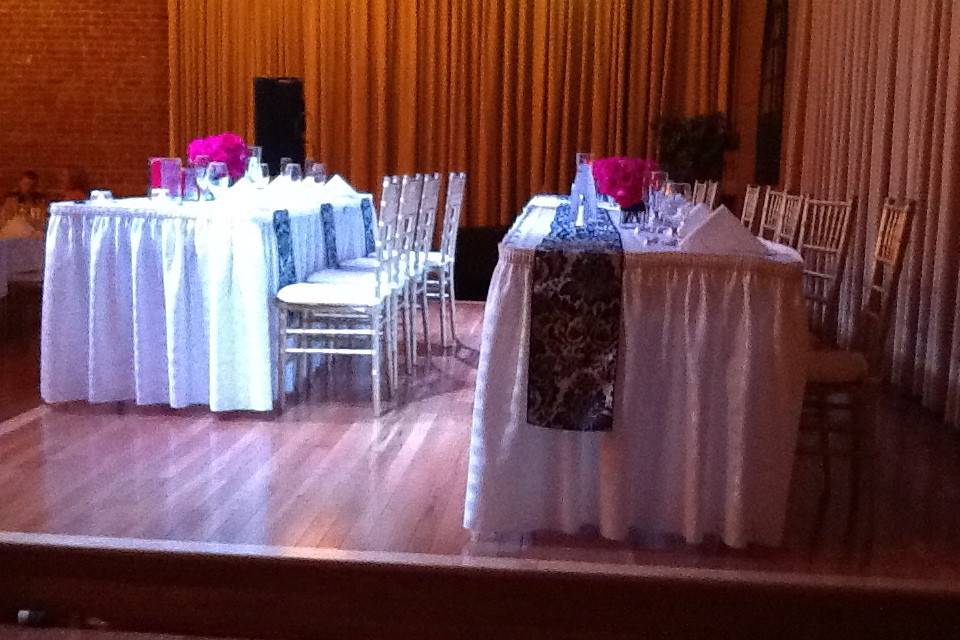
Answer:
[0, 216, 39, 239]
[322, 174, 360, 198]
[679, 205, 768, 256]
[677, 203, 712, 238]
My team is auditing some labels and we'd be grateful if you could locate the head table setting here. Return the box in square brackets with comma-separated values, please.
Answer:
[40, 137, 376, 413]
[465, 158, 809, 549]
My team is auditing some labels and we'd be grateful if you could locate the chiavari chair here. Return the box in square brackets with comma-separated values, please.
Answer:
[704, 180, 719, 209]
[425, 172, 467, 349]
[759, 189, 786, 240]
[276, 176, 403, 416]
[797, 197, 855, 346]
[776, 193, 806, 247]
[740, 184, 763, 232]
[411, 172, 443, 366]
[800, 198, 913, 532]
[692, 181, 707, 204]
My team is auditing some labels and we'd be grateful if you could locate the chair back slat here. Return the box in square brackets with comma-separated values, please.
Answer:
[776, 193, 806, 247]
[741, 184, 763, 231]
[439, 172, 467, 261]
[857, 198, 913, 369]
[759, 189, 786, 240]
[797, 197, 855, 343]
[413, 172, 442, 275]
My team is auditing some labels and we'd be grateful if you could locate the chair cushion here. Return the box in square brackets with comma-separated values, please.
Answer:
[425, 251, 451, 268]
[340, 256, 380, 271]
[806, 349, 869, 385]
[277, 280, 385, 307]
[306, 268, 394, 291]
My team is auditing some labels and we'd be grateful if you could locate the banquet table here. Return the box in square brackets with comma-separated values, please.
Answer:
[464, 195, 809, 548]
[40, 190, 374, 412]
[0, 236, 44, 299]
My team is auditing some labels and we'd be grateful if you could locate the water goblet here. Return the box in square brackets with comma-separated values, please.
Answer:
[283, 163, 302, 183]
[206, 161, 230, 200]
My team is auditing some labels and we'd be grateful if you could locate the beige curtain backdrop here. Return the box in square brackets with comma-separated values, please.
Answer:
[168, 0, 731, 227]
[783, 0, 960, 428]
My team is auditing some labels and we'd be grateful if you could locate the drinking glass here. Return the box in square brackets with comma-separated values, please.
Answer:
[306, 162, 327, 183]
[247, 145, 262, 162]
[206, 161, 230, 199]
[575, 152, 594, 167]
[279, 157, 293, 174]
[90, 190, 113, 201]
[181, 167, 200, 201]
[253, 163, 271, 189]
[283, 162, 302, 183]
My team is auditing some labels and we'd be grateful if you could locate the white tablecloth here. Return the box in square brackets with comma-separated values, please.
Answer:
[40, 193, 372, 412]
[0, 236, 44, 298]
[464, 196, 809, 548]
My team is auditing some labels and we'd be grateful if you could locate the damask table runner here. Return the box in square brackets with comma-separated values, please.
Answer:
[466, 196, 809, 549]
[528, 202, 623, 432]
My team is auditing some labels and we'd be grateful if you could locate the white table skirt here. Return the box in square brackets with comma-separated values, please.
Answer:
[40, 195, 372, 412]
[0, 236, 44, 299]
[464, 199, 809, 548]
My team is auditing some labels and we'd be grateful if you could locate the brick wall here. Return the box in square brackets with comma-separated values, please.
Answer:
[0, 1, 168, 199]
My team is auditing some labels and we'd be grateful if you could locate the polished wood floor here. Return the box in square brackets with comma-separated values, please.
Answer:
[2, 293, 960, 586]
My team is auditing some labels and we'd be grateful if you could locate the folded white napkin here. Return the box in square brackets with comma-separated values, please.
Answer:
[676, 203, 712, 238]
[322, 174, 360, 198]
[0, 216, 38, 239]
[679, 205, 767, 256]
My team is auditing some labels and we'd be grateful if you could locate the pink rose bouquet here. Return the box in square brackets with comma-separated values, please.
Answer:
[592, 157, 658, 209]
[186, 132, 249, 180]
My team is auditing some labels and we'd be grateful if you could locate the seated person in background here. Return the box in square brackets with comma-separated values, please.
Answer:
[3, 170, 46, 216]
[61, 166, 91, 201]
[2, 170, 48, 229]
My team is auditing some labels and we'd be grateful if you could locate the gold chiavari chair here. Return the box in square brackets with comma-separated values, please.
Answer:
[692, 181, 707, 204]
[776, 193, 806, 247]
[801, 198, 913, 533]
[797, 197, 855, 346]
[740, 185, 763, 232]
[759, 189, 786, 240]
[704, 180, 719, 209]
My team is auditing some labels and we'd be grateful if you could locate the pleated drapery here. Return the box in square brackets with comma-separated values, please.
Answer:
[167, 0, 732, 227]
[783, 0, 960, 428]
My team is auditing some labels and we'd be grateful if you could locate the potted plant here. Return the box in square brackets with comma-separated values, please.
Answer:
[655, 112, 735, 184]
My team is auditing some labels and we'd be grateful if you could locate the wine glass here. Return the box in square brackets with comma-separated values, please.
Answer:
[575, 152, 594, 167]
[283, 162, 302, 183]
[279, 157, 293, 174]
[206, 161, 230, 199]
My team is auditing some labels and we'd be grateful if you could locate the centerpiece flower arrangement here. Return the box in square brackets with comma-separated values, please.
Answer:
[592, 157, 658, 218]
[186, 132, 249, 180]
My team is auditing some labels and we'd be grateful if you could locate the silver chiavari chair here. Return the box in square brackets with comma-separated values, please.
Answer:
[425, 172, 467, 350]
[276, 176, 402, 416]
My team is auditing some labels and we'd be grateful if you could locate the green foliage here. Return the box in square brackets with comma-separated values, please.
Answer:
[655, 113, 735, 183]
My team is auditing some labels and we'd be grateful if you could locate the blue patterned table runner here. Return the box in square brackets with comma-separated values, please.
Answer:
[527, 202, 623, 432]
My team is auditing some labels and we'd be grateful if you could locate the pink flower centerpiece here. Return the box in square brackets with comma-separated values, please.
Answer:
[592, 157, 658, 209]
[186, 132, 249, 180]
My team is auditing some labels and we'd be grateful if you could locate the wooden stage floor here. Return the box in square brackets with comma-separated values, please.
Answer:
[2, 297, 960, 587]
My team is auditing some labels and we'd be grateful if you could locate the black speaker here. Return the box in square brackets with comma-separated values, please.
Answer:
[254, 77, 306, 174]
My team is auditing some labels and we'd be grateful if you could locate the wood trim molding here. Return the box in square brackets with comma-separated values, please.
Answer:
[1, 532, 959, 638]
